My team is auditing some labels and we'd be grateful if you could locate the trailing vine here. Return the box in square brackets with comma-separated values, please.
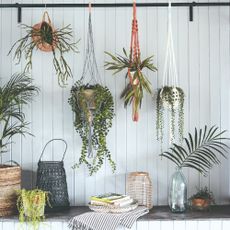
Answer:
[156, 86, 184, 144]
[68, 81, 115, 175]
[17, 189, 50, 230]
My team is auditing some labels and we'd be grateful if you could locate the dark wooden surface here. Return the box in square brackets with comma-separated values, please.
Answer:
[1, 205, 230, 222]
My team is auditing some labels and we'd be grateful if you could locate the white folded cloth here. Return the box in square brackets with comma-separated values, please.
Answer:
[68, 206, 149, 230]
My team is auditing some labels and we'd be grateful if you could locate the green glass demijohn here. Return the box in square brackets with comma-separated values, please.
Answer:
[169, 168, 187, 213]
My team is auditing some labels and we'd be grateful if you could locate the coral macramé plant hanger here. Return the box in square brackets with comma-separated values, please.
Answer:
[105, 0, 157, 122]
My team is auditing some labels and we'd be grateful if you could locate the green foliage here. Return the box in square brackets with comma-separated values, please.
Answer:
[8, 22, 79, 87]
[189, 186, 215, 203]
[156, 86, 184, 143]
[17, 189, 50, 230]
[105, 48, 157, 116]
[0, 73, 39, 154]
[160, 125, 229, 176]
[68, 82, 116, 175]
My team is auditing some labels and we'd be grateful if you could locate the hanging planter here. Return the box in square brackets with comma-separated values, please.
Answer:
[9, 11, 79, 87]
[105, 1, 157, 122]
[69, 82, 115, 175]
[156, 1, 184, 143]
[68, 5, 115, 175]
[156, 86, 184, 143]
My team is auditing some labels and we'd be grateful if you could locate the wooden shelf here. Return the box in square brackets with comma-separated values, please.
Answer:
[1, 205, 230, 222]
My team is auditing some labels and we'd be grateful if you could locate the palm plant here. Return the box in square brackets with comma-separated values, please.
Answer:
[0, 73, 39, 154]
[160, 125, 229, 176]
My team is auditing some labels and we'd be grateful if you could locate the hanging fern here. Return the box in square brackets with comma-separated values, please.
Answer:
[160, 125, 229, 176]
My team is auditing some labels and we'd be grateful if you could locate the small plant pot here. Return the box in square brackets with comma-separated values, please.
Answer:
[22, 193, 46, 217]
[82, 89, 96, 110]
[191, 198, 211, 211]
[32, 11, 57, 52]
[160, 87, 180, 109]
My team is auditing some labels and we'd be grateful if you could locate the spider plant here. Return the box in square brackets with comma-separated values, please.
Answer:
[0, 73, 39, 154]
[8, 16, 79, 87]
[105, 48, 157, 121]
[160, 125, 229, 176]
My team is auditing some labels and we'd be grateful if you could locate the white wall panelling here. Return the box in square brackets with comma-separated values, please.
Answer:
[0, 0, 230, 206]
[2, 220, 230, 230]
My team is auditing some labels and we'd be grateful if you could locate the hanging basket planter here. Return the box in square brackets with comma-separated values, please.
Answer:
[69, 82, 115, 175]
[156, 1, 185, 144]
[160, 86, 184, 109]
[69, 7, 116, 175]
[105, 1, 157, 122]
[32, 11, 57, 52]
[9, 11, 79, 87]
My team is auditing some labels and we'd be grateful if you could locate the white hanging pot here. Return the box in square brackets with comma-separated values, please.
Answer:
[160, 86, 181, 109]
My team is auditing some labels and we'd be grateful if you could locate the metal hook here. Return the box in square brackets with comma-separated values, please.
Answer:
[16, 3, 22, 23]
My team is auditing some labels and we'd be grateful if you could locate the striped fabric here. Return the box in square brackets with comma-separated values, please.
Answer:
[68, 206, 149, 230]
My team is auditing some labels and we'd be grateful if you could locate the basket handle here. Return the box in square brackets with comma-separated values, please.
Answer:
[3, 160, 20, 166]
[39, 139, 68, 162]
[42, 11, 52, 25]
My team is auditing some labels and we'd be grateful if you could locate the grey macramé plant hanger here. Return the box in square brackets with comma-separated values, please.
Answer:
[156, 0, 185, 145]
[69, 4, 115, 175]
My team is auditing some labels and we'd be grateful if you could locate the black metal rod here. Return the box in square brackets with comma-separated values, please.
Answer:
[1, 2, 230, 23]
[0, 2, 230, 8]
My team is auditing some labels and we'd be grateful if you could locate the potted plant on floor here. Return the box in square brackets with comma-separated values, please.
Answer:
[105, 1, 157, 122]
[69, 82, 116, 175]
[17, 189, 50, 230]
[8, 11, 79, 87]
[189, 187, 215, 211]
[160, 125, 229, 213]
[0, 73, 39, 216]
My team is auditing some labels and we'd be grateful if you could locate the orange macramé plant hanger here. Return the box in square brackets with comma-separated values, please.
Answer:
[105, 0, 157, 122]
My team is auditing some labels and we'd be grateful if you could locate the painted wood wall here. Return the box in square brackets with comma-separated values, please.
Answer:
[0, 0, 230, 207]
[1, 220, 230, 230]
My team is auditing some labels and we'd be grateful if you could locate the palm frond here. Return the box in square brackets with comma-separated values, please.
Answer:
[160, 125, 229, 176]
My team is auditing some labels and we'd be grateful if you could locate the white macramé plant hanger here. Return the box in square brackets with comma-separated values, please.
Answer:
[161, 1, 180, 108]
[156, 0, 184, 145]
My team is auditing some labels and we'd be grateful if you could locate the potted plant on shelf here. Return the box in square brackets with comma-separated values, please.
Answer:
[189, 186, 215, 211]
[105, 0, 157, 122]
[17, 189, 50, 230]
[0, 73, 39, 217]
[8, 11, 79, 87]
[156, 86, 185, 143]
[68, 82, 116, 175]
[160, 125, 229, 213]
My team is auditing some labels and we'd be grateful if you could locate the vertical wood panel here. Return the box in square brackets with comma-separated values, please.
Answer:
[0, 0, 229, 206]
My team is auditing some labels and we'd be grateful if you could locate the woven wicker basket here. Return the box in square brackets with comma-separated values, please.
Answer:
[0, 163, 21, 216]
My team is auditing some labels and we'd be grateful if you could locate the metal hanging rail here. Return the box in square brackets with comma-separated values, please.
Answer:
[0, 2, 229, 23]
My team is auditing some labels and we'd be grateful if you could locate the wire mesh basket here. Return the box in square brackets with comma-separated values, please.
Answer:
[127, 172, 153, 209]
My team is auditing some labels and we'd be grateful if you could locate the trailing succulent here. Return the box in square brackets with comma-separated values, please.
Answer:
[160, 125, 229, 176]
[9, 13, 79, 87]
[105, 48, 157, 121]
[68, 81, 115, 175]
[156, 86, 184, 143]
[17, 189, 50, 230]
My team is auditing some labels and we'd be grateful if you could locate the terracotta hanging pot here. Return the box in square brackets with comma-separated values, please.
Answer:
[32, 11, 57, 52]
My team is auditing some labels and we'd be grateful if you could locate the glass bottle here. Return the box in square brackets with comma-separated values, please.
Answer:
[169, 168, 187, 213]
